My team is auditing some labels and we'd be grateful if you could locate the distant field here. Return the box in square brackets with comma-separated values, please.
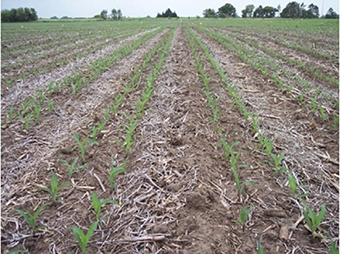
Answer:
[1, 18, 339, 254]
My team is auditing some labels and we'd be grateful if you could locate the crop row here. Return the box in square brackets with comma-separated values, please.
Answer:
[224, 26, 338, 63]
[2, 28, 145, 87]
[8, 28, 175, 254]
[222, 29, 339, 87]
[3, 28, 165, 132]
[195, 26, 338, 127]
[2, 25, 146, 63]
[184, 26, 338, 252]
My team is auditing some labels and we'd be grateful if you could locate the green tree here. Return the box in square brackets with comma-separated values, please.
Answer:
[117, 9, 122, 19]
[280, 2, 301, 18]
[241, 4, 255, 18]
[1, 7, 38, 22]
[156, 8, 177, 18]
[218, 3, 236, 18]
[301, 4, 319, 18]
[253, 5, 264, 18]
[100, 9, 108, 20]
[325, 7, 339, 19]
[263, 6, 278, 18]
[203, 8, 217, 18]
[111, 9, 117, 19]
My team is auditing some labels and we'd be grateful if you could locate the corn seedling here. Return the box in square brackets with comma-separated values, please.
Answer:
[71, 221, 98, 254]
[8, 106, 14, 122]
[303, 204, 326, 237]
[257, 234, 264, 254]
[311, 99, 317, 113]
[220, 136, 239, 160]
[16, 202, 51, 235]
[235, 206, 255, 231]
[110, 158, 127, 189]
[263, 137, 273, 157]
[318, 105, 327, 121]
[73, 132, 98, 162]
[332, 116, 339, 130]
[270, 152, 287, 173]
[91, 192, 119, 221]
[324, 231, 340, 254]
[288, 172, 297, 197]
[33, 105, 41, 123]
[230, 149, 253, 199]
[41, 171, 69, 202]
[251, 114, 260, 134]
[61, 157, 87, 178]
[47, 99, 55, 113]
[18, 112, 32, 130]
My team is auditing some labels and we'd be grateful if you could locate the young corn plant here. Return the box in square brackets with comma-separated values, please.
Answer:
[8, 106, 15, 122]
[91, 192, 119, 221]
[324, 231, 340, 254]
[16, 202, 51, 235]
[270, 152, 287, 173]
[124, 116, 137, 154]
[18, 112, 33, 130]
[230, 149, 253, 200]
[71, 221, 98, 254]
[61, 157, 87, 178]
[41, 171, 69, 203]
[73, 132, 98, 162]
[251, 114, 260, 134]
[220, 136, 239, 160]
[257, 234, 264, 254]
[288, 173, 297, 197]
[263, 137, 273, 157]
[303, 204, 326, 237]
[235, 206, 255, 231]
[33, 105, 41, 123]
[318, 105, 327, 121]
[110, 158, 127, 189]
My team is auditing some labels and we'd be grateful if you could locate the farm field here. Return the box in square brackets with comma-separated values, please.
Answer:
[1, 18, 339, 253]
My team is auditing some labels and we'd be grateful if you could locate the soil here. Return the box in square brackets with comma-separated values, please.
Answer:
[1, 24, 338, 254]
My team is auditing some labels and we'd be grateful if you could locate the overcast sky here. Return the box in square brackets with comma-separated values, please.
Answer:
[1, 0, 339, 18]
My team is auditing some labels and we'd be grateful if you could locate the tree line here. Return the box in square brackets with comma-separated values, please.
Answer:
[203, 1, 338, 19]
[1, 7, 38, 22]
[96, 9, 123, 20]
[156, 8, 178, 18]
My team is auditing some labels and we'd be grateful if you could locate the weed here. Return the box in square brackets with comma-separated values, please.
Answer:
[71, 221, 98, 254]
[91, 192, 119, 221]
[16, 202, 51, 235]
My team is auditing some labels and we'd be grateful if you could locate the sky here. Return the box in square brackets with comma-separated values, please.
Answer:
[1, 0, 339, 18]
